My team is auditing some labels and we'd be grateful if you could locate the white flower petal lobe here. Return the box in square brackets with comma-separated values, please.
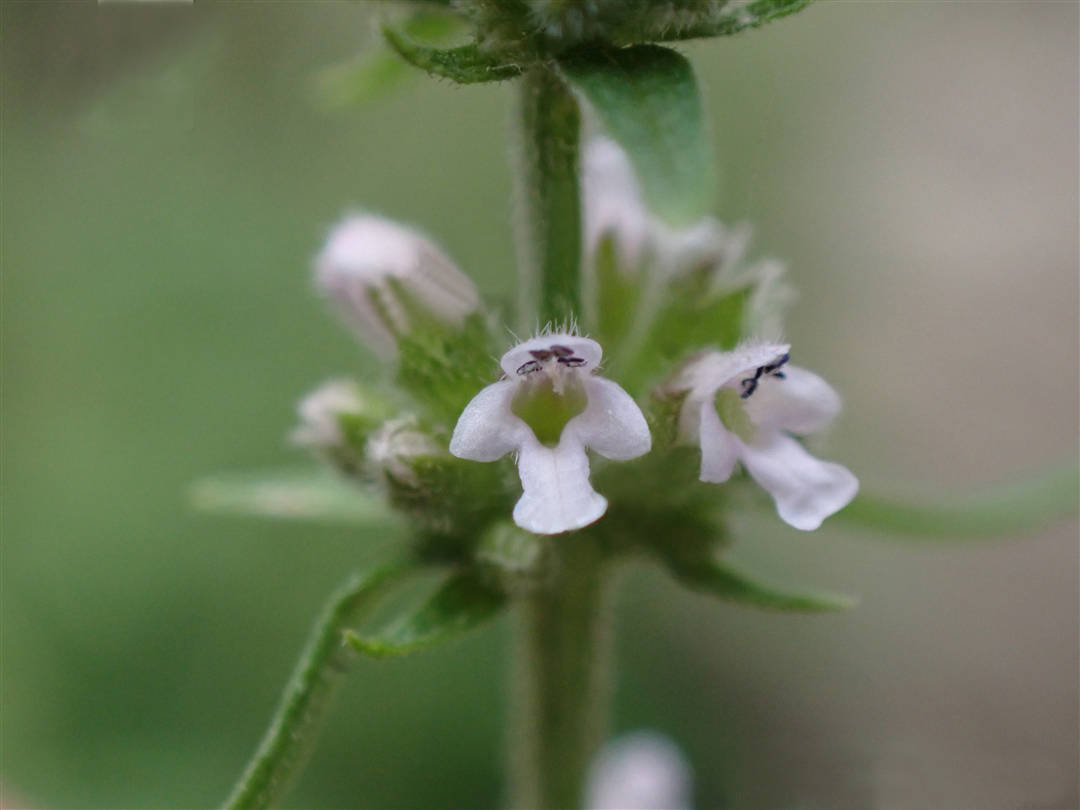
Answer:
[737, 432, 858, 531]
[743, 365, 841, 435]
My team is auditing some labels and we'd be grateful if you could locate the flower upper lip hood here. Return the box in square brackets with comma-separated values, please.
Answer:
[450, 333, 650, 535]
[675, 342, 858, 531]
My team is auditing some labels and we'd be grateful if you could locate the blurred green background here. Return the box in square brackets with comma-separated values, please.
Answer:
[3, 3, 1077, 809]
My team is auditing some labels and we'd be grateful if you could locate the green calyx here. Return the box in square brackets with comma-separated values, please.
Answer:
[714, 387, 756, 442]
[511, 371, 588, 447]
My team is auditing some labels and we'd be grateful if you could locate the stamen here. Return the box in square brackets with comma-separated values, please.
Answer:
[517, 360, 542, 375]
[761, 352, 790, 375]
[742, 352, 790, 394]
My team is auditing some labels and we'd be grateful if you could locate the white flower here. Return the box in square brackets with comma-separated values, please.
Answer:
[585, 731, 693, 810]
[314, 214, 480, 357]
[675, 343, 858, 531]
[449, 333, 650, 535]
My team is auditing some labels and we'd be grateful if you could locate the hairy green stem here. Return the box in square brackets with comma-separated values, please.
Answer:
[515, 66, 583, 329]
[509, 538, 615, 810]
[223, 562, 409, 809]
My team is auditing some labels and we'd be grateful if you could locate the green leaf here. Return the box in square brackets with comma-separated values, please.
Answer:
[663, 552, 854, 612]
[345, 571, 506, 658]
[836, 464, 1079, 541]
[224, 560, 415, 809]
[313, 11, 465, 108]
[619, 277, 750, 394]
[560, 44, 713, 225]
[382, 24, 525, 84]
[190, 468, 400, 527]
[643, 0, 815, 43]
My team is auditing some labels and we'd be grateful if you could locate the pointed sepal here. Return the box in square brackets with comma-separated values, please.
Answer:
[345, 571, 506, 658]
[660, 547, 855, 612]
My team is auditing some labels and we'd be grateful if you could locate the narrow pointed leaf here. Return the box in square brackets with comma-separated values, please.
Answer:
[643, 0, 815, 43]
[314, 10, 465, 108]
[346, 571, 506, 658]
[664, 553, 854, 612]
[560, 45, 713, 225]
[224, 560, 415, 809]
[836, 464, 1079, 541]
[382, 25, 525, 84]
[190, 468, 400, 527]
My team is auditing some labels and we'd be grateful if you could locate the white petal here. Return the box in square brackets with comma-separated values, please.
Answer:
[744, 366, 841, 435]
[513, 433, 607, 535]
[499, 334, 603, 377]
[697, 399, 740, 482]
[737, 432, 858, 531]
[449, 381, 526, 462]
[569, 377, 651, 460]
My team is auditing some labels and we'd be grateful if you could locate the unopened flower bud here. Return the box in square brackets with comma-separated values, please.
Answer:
[368, 416, 444, 489]
[586, 732, 693, 810]
[291, 378, 395, 474]
[315, 214, 481, 357]
[370, 415, 514, 537]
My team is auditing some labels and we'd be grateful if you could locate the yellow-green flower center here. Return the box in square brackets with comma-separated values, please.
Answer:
[511, 371, 588, 447]
[714, 387, 756, 442]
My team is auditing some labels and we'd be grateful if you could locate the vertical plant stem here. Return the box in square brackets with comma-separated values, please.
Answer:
[223, 561, 409, 810]
[509, 538, 615, 810]
[515, 65, 583, 329]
